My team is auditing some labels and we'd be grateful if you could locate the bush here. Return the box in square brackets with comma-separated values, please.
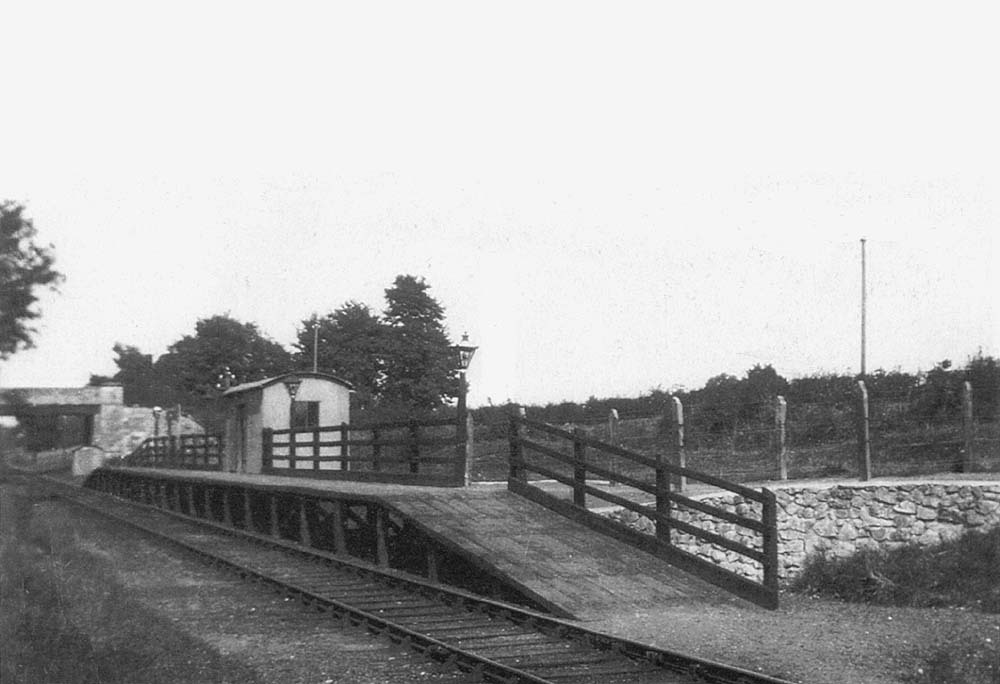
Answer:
[791, 527, 1000, 612]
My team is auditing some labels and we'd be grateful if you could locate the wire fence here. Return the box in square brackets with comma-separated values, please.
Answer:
[468, 383, 1000, 484]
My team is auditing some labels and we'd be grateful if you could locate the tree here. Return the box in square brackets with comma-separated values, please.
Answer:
[379, 275, 457, 414]
[294, 302, 384, 410]
[90, 343, 177, 407]
[1, 201, 63, 358]
[964, 351, 1000, 421]
[155, 315, 292, 417]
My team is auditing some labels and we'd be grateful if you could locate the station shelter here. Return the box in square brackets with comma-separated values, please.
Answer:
[220, 372, 353, 474]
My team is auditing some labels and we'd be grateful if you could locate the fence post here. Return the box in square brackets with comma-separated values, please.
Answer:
[454, 413, 473, 486]
[508, 410, 525, 483]
[775, 395, 788, 480]
[669, 396, 686, 492]
[608, 408, 620, 485]
[262, 428, 273, 471]
[856, 380, 872, 481]
[313, 427, 320, 471]
[572, 428, 586, 507]
[340, 422, 350, 471]
[288, 427, 297, 470]
[169, 435, 178, 467]
[961, 381, 974, 473]
[761, 488, 779, 609]
[655, 443, 671, 544]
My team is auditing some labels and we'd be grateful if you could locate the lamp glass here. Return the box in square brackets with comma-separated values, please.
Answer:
[283, 375, 302, 400]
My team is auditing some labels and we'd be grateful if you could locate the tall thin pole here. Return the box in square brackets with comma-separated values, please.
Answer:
[860, 238, 867, 378]
[312, 323, 318, 373]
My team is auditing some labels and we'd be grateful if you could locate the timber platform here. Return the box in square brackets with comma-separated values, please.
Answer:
[92, 467, 741, 620]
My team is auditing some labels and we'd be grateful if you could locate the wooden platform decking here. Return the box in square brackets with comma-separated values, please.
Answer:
[113, 468, 743, 620]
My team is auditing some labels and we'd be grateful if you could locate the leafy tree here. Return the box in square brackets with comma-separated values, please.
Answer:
[89, 343, 178, 407]
[294, 302, 384, 410]
[964, 351, 1000, 421]
[912, 359, 962, 423]
[687, 373, 742, 437]
[0, 201, 63, 358]
[155, 315, 292, 416]
[379, 275, 457, 414]
[740, 364, 789, 418]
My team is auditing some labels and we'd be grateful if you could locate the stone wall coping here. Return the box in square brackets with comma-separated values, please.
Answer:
[588, 474, 1000, 513]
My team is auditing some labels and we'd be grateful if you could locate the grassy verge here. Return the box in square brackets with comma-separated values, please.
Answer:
[0, 484, 262, 684]
[790, 527, 1000, 612]
[790, 528, 999, 684]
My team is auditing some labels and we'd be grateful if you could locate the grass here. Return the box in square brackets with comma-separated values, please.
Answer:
[0, 484, 262, 684]
[791, 528, 1000, 684]
[790, 526, 1000, 612]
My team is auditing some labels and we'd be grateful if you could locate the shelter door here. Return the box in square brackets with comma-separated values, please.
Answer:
[237, 404, 248, 472]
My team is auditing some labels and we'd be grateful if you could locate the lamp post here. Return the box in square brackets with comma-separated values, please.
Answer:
[453, 333, 478, 419]
[152, 406, 162, 437]
[452, 334, 478, 485]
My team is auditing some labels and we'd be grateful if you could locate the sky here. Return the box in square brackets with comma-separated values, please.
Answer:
[2, 2, 997, 408]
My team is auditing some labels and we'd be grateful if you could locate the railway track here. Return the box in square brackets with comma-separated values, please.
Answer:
[11, 471, 795, 684]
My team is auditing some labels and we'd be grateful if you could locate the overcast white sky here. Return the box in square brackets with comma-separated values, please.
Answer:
[2, 2, 997, 407]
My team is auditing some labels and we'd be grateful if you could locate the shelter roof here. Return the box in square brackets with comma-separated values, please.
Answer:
[221, 371, 354, 397]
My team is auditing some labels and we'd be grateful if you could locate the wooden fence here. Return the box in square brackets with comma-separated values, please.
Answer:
[263, 415, 473, 487]
[508, 414, 779, 609]
[125, 434, 224, 471]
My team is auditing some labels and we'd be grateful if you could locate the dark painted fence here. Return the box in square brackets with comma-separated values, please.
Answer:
[124, 434, 224, 470]
[263, 415, 473, 487]
[507, 414, 779, 609]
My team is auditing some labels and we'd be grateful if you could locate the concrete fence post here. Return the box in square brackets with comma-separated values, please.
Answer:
[961, 381, 974, 473]
[775, 395, 788, 480]
[669, 396, 686, 492]
[856, 380, 872, 481]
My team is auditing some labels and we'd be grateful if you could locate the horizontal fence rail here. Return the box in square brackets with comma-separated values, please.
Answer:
[263, 416, 472, 487]
[124, 434, 223, 471]
[508, 414, 779, 609]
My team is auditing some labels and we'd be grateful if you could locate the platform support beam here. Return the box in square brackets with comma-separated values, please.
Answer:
[243, 489, 254, 532]
[375, 507, 390, 567]
[222, 489, 233, 526]
[331, 501, 347, 554]
[299, 498, 312, 547]
[269, 495, 280, 538]
[426, 549, 439, 583]
[185, 485, 196, 517]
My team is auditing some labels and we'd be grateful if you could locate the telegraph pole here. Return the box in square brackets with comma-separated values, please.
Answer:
[860, 238, 867, 378]
[312, 323, 319, 373]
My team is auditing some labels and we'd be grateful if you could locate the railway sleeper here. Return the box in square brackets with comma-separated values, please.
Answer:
[529, 660, 663, 680]
[390, 614, 499, 628]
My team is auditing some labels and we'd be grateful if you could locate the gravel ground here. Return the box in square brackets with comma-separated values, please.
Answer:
[12, 479, 1000, 684]
[590, 595, 999, 684]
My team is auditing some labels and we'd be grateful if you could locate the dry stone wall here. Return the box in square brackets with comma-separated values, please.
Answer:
[607, 481, 1000, 585]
